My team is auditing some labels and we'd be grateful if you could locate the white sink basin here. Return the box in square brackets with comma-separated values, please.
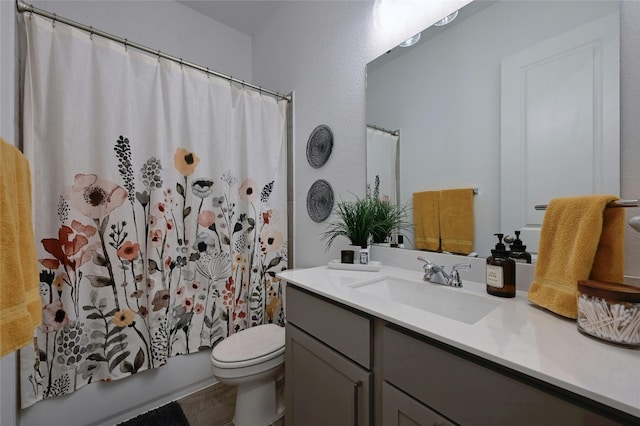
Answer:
[348, 276, 502, 325]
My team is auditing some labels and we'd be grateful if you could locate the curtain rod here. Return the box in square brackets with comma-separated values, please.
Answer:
[535, 198, 639, 210]
[16, 0, 291, 103]
[367, 124, 399, 136]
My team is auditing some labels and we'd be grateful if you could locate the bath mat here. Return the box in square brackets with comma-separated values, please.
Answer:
[117, 401, 190, 426]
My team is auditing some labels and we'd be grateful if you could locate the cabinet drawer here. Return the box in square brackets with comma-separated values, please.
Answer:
[286, 284, 371, 369]
[383, 326, 624, 426]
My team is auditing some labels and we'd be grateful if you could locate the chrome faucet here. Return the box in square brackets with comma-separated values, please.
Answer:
[417, 257, 471, 287]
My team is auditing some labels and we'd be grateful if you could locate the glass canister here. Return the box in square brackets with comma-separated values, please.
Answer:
[577, 280, 640, 348]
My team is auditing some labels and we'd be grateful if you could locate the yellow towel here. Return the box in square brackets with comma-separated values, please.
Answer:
[439, 188, 474, 255]
[527, 195, 625, 319]
[1, 138, 42, 358]
[413, 191, 440, 251]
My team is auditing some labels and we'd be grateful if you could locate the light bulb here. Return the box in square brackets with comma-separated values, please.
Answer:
[399, 33, 421, 47]
[434, 10, 458, 27]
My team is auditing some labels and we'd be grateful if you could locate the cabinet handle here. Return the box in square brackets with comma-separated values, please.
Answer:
[353, 380, 363, 426]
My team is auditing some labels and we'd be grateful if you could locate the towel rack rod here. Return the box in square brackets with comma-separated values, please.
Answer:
[535, 199, 639, 210]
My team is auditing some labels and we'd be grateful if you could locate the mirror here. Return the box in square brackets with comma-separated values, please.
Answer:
[366, 0, 621, 257]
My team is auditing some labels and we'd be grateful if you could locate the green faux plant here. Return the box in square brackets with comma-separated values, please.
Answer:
[322, 195, 377, 249]
[370, 197, 410, 244]
[322, 190, 410, 249]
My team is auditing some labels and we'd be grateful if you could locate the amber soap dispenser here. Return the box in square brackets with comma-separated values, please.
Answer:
[486, 233, 516, 298]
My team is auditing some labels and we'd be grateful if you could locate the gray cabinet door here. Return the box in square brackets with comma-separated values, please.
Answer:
[383, 326, 627, 426]
[285, 323, 371, 426]
[383, 382, 455, 426]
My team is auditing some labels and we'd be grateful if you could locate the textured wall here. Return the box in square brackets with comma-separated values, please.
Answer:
[252, 0, 468, 268]
[253, 0, 638, 281]
[30, 0, 253, 82]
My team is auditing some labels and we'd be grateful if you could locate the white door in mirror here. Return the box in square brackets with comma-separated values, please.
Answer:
[500, 12, 620, 253]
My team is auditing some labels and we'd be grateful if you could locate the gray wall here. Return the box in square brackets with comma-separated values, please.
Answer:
[252, 0, 470, 267]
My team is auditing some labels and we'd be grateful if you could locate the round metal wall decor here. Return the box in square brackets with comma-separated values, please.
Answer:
[306, 124, 333, 168]
[306, 179, 334, 223]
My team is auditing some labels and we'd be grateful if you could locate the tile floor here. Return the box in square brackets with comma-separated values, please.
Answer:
[178, 378, 285, 426]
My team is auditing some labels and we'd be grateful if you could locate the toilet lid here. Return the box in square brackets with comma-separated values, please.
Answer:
[212, 324, 285, 363]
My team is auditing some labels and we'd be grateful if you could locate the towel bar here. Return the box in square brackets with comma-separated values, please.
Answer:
[534, 198, 639, 210]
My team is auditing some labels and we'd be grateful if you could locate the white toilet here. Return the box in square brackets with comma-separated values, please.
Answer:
[210, 323, 285, 426]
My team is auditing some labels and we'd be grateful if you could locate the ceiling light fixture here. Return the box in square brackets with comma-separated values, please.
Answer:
[399, 32, 421, 47]
[434, 10, 459, 26]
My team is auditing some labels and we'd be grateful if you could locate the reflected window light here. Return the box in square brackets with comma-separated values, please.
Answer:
[434, 10, 459, 26]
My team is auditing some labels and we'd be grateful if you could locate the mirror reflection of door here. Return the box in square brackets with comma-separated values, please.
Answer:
[501, 11, 620, 254]
[366, 125, 400, 204]
[366, 0, 621, 257]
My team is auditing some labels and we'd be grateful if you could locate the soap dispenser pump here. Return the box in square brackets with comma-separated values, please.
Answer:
[505, 230, 532, 264]
[486, 233, 516, 298]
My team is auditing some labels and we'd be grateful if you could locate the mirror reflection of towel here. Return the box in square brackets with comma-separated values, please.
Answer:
[413, 191, 440, 251]
[527, 195, 625, 319]
[439, 188, 474, 255]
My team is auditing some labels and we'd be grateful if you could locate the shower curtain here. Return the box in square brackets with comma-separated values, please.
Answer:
[366, 126, 399, 204]
[19, 15, 287, 407]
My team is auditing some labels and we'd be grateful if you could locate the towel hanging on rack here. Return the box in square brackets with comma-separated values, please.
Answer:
[0, 138, 42, 358]
[439, 188, 475, 255]
[528, 195, 625, 319]
[413, 191, 440, 251]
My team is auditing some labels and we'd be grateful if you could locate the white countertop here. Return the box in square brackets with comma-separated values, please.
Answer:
[277, 264, 640, 419]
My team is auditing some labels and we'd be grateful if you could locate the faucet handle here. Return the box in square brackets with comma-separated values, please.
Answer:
[417, 257, 434, 270]
[451, 262, 471, 272]
[418, 257, 439, 281]
[448, 263, 471, 287]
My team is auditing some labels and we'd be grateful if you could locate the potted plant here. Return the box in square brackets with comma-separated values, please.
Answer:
[322, 195, 377, 249]
[370, 197, 410, 245]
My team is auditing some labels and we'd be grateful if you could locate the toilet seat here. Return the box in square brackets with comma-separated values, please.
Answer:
[211, 324, 285, 369]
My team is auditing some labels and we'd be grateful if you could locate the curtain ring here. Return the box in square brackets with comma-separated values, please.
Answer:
[179, 58, 183, 69]
[52, 13, 56, 27]
[89, 26, 94, 40]
[124, 38, 128, 51]
[206, 67, 210, 78]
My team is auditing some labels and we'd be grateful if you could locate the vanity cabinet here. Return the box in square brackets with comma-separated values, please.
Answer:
[382, 382, 454, 426]
[285, 285, 372, 426]
[284, 283, 634, 426]
[383, 325, 627, 426]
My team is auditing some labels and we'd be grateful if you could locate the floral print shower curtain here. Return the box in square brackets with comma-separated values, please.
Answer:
[20, 15, 287, 407]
